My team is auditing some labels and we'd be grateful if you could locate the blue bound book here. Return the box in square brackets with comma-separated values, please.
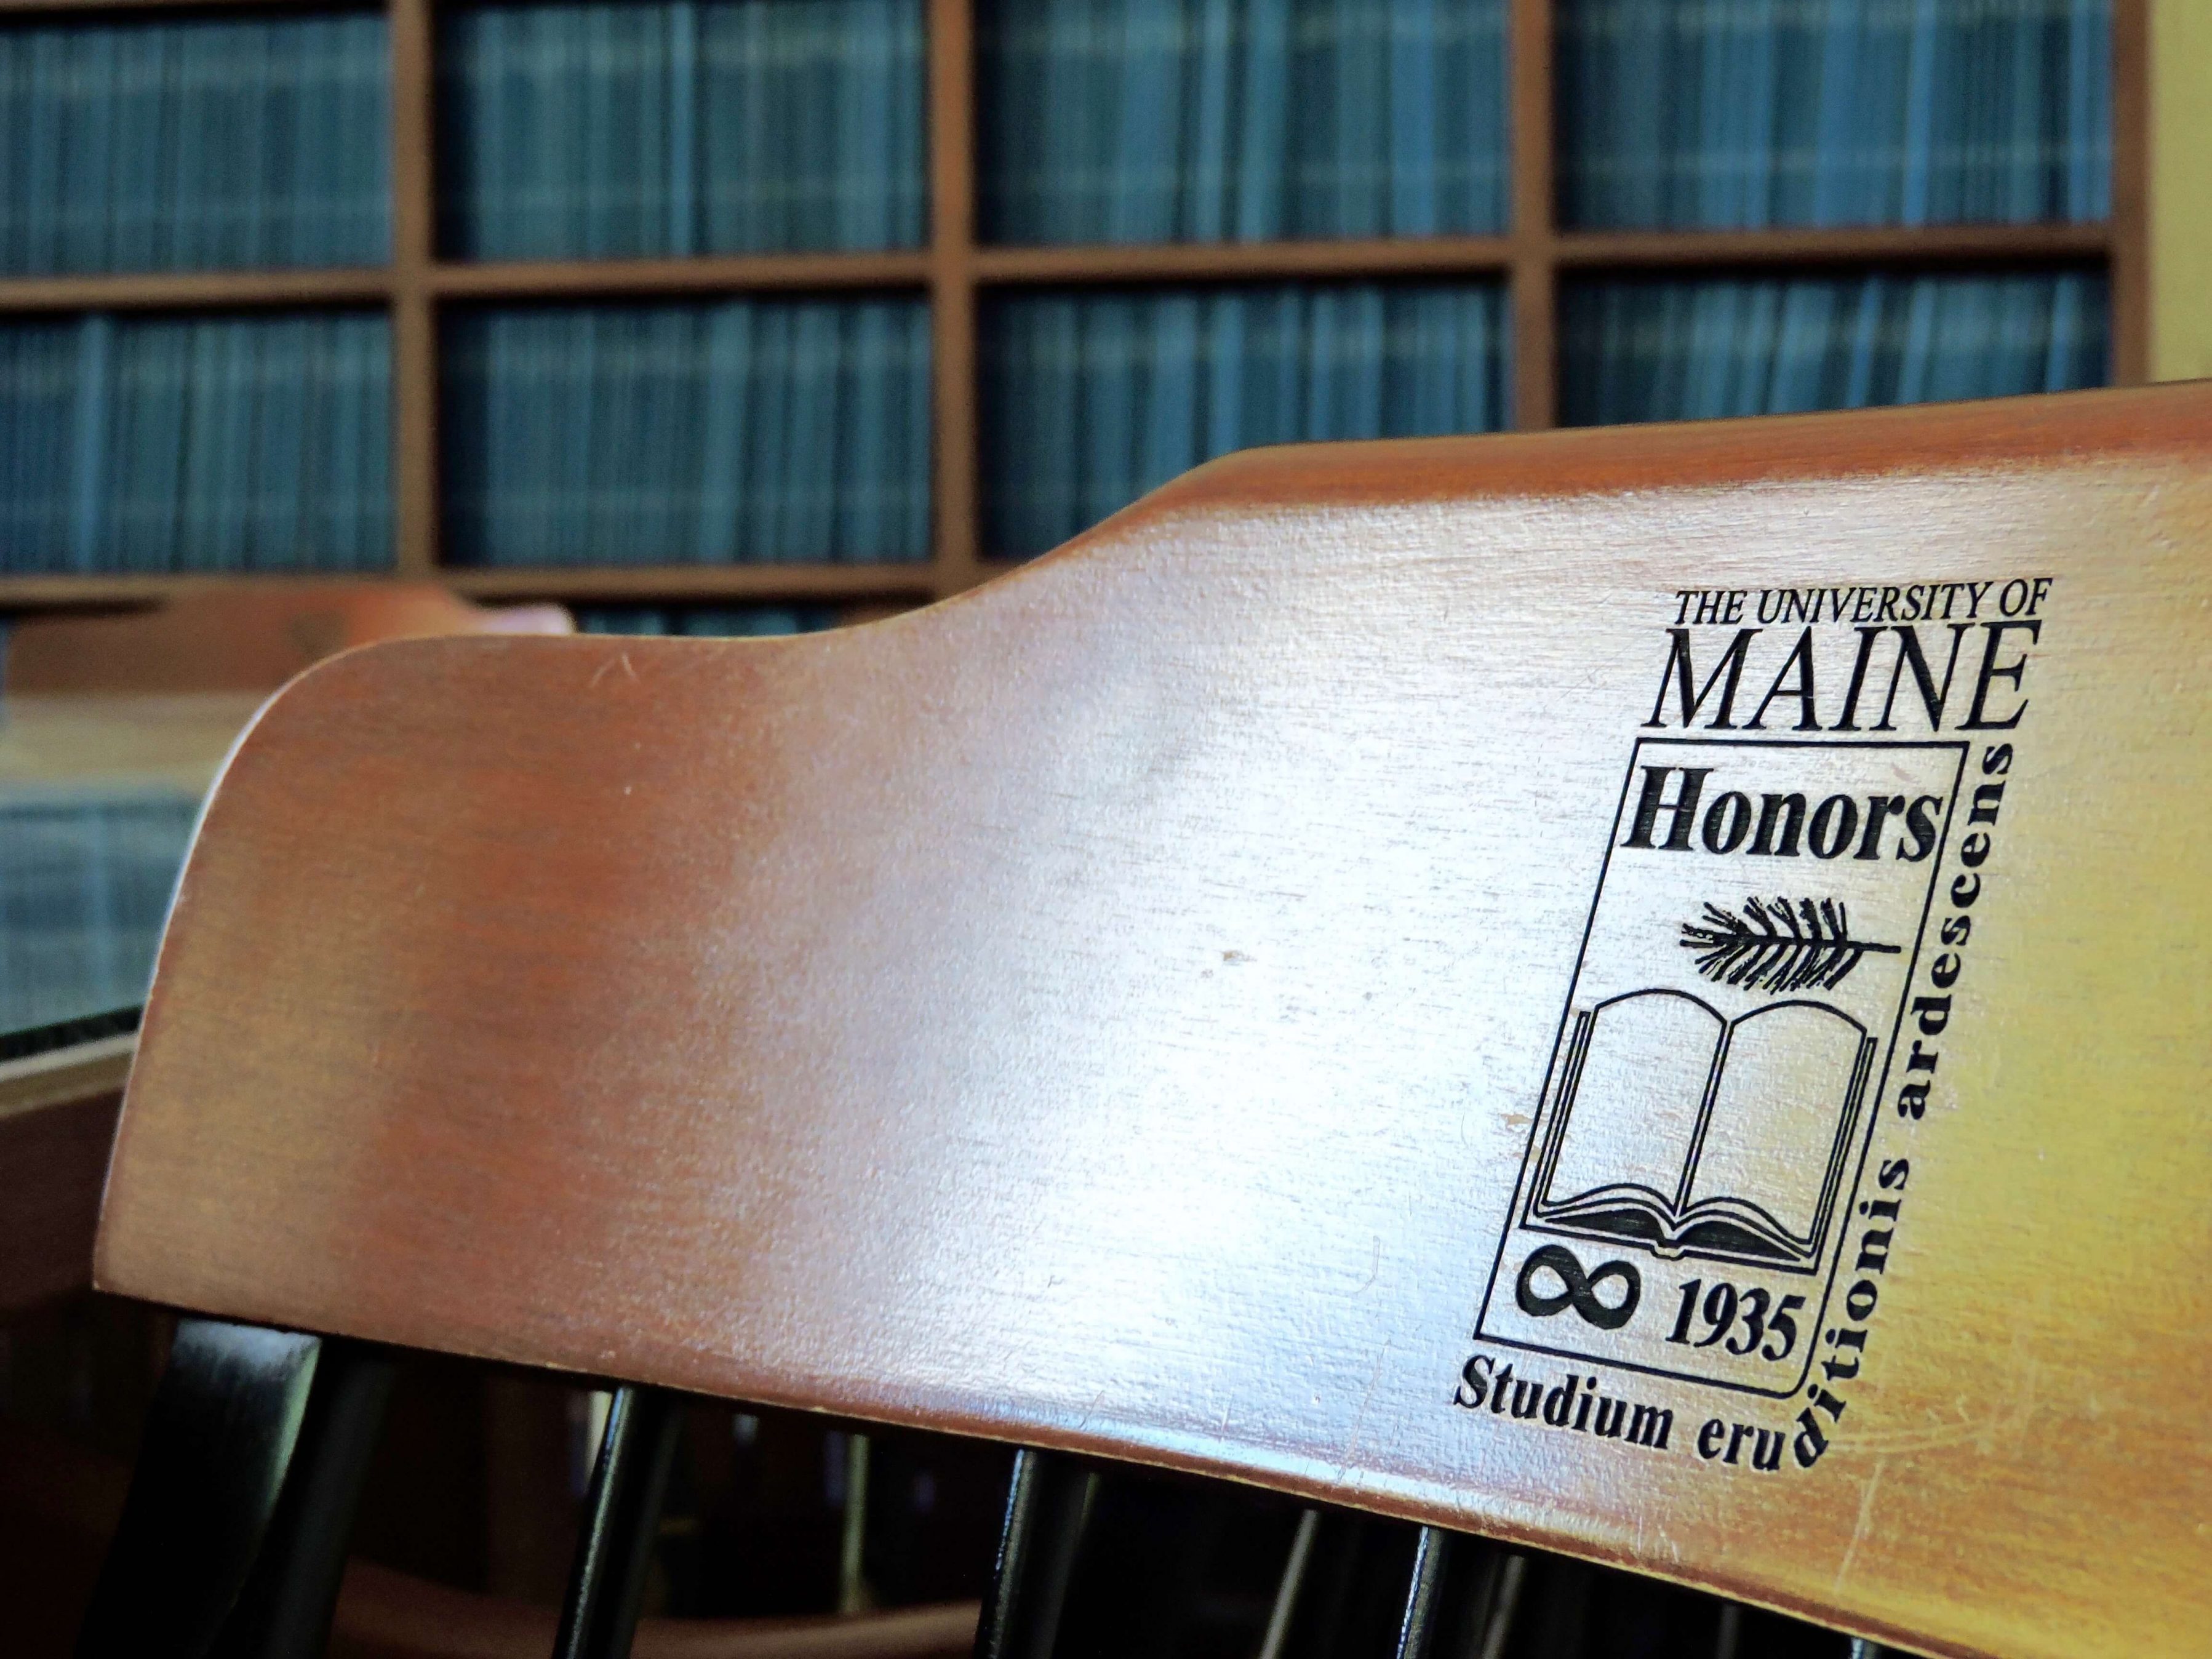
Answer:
[977, 0, 1508, 246]
[0, 311, 389, 573]
[0, 793, 201, 1035]
[574, 603, 840, 636]
[441, 0, 925, 261]
[0, 13, 393, 274]
[67, 316, 113, 572]
[981, 281, 1508, 558]
[1557, 0, 2111, 230]
[60, 28, 119, 271]
[442, 298, 930, 567]
[1559, 270, 2112, 427]
[695, 305, 753, 562]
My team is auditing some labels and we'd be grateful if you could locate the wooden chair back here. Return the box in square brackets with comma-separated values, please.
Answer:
[88, 384, 2212, 1659]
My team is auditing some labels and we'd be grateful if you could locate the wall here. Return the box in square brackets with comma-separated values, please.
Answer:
[2154, 0, 2212, 380]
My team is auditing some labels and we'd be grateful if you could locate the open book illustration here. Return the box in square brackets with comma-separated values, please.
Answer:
[1528, 989, 1877, 1268]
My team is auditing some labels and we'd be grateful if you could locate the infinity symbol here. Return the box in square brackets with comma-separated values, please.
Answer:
[1514, 1244, 1641, 1330]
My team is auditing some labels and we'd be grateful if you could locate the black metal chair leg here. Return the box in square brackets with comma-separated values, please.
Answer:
[552, 1385, 684, 1659]
[971, 1448, 1098, 1659]
[77, 1317, 388, 1659]
[1392, 1527, 1455, 1659]
[1714, 1602, 1743, 1659]
[215, 1337, 396, 1657]
[1472, 1553, 1525, 1659]
[1257, 1508, 1322, 1659]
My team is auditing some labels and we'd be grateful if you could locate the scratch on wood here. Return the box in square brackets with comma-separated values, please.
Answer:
[1832, 1457, 1886, 1594]
[588, 652, 640, 689]
[1336, 1341, 1391, 1482]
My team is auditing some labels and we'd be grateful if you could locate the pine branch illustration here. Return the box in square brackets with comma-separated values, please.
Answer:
[1679, 897, 1903, 993]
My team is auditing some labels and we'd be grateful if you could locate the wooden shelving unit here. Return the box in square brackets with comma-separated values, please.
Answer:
[0, 0, 2150, 613]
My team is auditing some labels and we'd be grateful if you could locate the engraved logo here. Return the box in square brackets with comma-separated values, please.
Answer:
[1473, 737, 1964, 1397]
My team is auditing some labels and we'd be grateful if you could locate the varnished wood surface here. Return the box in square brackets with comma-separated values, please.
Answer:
[102, 384, 2212, 1659]
[1507, 0, 1556, 430]
[4, 582, 569, 696]
[0, 569, 948, 611]
[430, 252, 932, 299]
[446, 567, 941, 604]
[925, 0, 981, 588]
[0, 266, 393, 311]
[0, 223, 2120, 316]
[390, 0, 440, 576]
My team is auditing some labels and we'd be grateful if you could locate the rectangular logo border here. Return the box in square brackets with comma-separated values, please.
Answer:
[1468, 735, 1970, 1401]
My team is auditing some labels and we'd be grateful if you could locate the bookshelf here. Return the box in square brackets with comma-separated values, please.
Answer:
[0, 0, 2149, 613]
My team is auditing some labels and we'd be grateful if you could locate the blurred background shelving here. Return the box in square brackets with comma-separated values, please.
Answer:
[0, 0, 2144, 626]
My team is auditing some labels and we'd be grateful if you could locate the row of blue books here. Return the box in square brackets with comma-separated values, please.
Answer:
[981, 282, 1508, 558]
[0, 272, 2113, 572]
[439, 0, 926, 260]
[977, 0, 1509, 244]
[0, 0, 2114, 274]
[575, 604, 841, 634]
[0, 791, 197, 1034]
[1557, 0, 2111, 228]
[0, 313, 393, 574]
[1559, 270, 2110, 425]
[442, 298, 932, 566]
[0, 14, 389, 276]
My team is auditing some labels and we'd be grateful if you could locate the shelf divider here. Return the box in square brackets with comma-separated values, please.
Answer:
[389, 0, 440, 578]
[928, 0, 983, 588]
[1510, 0, 1557, 431]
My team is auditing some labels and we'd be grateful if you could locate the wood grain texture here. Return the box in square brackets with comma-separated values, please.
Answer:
[100, 384, 2212, 1659]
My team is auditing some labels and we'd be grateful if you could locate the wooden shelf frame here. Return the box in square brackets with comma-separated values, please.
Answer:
[0, 0, 2150, 610]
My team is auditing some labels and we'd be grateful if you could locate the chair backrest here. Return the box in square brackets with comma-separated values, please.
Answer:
[96, 383, 2212, 1659]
